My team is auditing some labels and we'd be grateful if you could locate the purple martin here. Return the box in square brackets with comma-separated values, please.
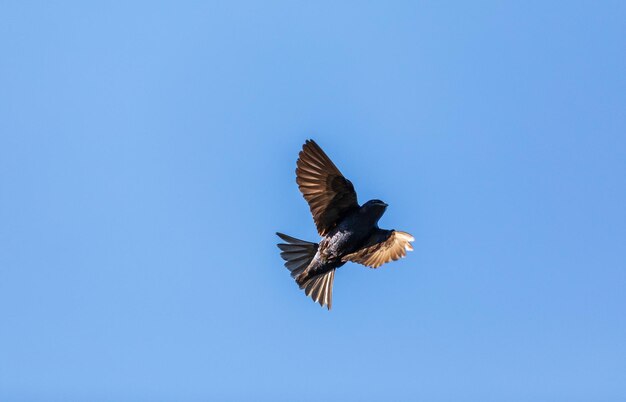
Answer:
[276, 140, 414, 309]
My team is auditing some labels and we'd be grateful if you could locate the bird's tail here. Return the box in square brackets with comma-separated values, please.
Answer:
[276, 232, 335, 310]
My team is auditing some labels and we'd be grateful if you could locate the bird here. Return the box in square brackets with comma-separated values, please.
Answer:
[276, 139, 414, 309]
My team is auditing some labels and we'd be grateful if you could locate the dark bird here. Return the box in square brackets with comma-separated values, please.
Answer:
[276, 140, 414, 309]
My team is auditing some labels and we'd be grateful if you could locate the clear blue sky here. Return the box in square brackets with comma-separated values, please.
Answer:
[1, 2, 625, 401]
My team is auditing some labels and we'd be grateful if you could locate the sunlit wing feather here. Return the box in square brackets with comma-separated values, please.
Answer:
[296, 140, 359, 236]
[343, 230, 414, 268]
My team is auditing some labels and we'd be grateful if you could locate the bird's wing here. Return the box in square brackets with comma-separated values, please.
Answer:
[296, 140, 359, 236]
[342, 229, 414, 268]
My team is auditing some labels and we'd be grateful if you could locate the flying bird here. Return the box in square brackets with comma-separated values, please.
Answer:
[276, 140, 414, 309]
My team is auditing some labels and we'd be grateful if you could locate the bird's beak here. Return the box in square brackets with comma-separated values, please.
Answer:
[382, 202, 388, 207]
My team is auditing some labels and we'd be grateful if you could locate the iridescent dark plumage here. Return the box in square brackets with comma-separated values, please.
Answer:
[277, 140, 414, 309]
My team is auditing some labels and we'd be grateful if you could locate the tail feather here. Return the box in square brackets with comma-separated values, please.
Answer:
[276, 232, 336, 310]
[276, 232, 318, 278]
[301, 269, 335, 310]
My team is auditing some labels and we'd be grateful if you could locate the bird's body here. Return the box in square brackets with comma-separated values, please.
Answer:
[297, 202, 388, 284]
[277, 140, 414, 309]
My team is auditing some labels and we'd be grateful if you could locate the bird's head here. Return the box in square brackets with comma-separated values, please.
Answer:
[364, 199, 388, 208]
[361, 199, 388, 223]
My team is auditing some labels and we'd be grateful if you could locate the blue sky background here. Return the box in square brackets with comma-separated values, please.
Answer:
[1, 1, 625, 401]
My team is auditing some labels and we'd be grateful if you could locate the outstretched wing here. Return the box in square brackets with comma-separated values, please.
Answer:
[296, 140, 359, 236]
[343, 229, 414, 268]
